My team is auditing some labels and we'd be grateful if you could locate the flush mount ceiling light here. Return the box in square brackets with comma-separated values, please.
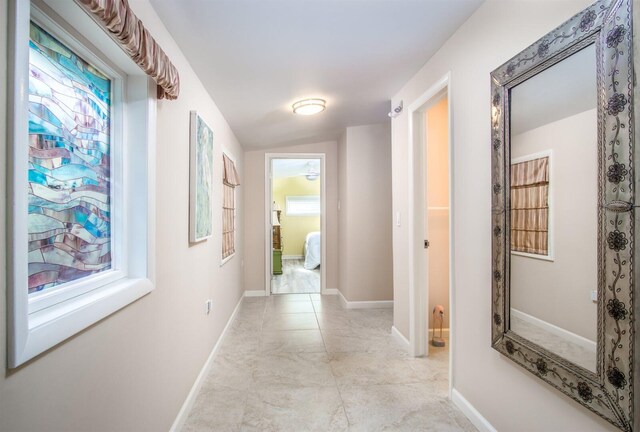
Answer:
[292, 98, 326, 115]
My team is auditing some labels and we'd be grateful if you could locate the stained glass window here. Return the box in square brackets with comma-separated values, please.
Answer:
[28, 21, 112, 294]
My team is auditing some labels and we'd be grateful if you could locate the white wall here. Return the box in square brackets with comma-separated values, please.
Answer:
[511, 109, 598, 342]
[244, 140, 339, 292]
[391, 0, 617, 430]
[338, 123, 393, 302]
[0, 1, 245, 430]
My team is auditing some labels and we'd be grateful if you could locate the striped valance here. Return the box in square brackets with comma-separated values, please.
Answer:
[223, 154, 240, 186]
[75, 0, 180, 100]
[511, 157, 549, 255]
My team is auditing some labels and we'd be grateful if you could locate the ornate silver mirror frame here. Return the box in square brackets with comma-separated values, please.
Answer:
[491, 0, 636, 430]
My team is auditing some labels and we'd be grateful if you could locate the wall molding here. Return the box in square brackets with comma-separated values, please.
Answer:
[511, 308, 596, 352]
[322, 288, 338, 295]
[169, 295, 244, 432]
[338, 290, 393, 309]
[282, 255, 304, 260]
[451, 389, 498, 432]
[392, 325, 410, 352]
[244, 290, 267, 297]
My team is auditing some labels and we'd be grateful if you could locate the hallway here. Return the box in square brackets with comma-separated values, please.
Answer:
[182, 294, 475, 431]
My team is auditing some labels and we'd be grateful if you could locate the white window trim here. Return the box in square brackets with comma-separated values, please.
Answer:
[510, 150, 554, 262]
[7, 0, 156, 368]
[221, 148, 237, 266]
[285, 195, 321, 216]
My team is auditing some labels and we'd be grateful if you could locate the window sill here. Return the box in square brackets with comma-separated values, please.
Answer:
[221, 253, 236, 267]
[510, 251, 555, 262]
[12, 278, 153, 367]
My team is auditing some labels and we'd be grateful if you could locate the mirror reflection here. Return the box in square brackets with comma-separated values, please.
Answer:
[509, 44, 598, 372]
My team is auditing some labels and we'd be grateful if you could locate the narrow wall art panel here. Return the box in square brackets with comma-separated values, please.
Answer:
[28, 21, 112, 294]
[189, 111, 214, 242]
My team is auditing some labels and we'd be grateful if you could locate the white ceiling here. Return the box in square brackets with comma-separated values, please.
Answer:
[149, 0, 483, 149]
[272, 158, 320, 179]
[511, 44, 596, 136]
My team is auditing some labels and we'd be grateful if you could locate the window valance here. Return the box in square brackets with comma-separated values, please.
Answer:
[75, 0, 180, 100]
[223, 153, 241, 186]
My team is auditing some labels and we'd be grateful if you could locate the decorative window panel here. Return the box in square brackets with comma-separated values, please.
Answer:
[28, 21, 112, 294]
[510, 156, 549, 255]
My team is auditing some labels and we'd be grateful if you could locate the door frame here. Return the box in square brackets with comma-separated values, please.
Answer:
[264, 153, 327, 296]
[407, 72, 454, 393]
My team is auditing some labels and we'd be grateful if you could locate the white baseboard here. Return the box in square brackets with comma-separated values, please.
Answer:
[338, 290, 393, 309]
[244, 290, 266, 297]
[322, 288, 338, 295]
[282, 255, 304, 260]
[451, 389, 497, 432]
[169, 296, 244, 432]
[511, 308, 596, 352]
[392, 325, 410, 351]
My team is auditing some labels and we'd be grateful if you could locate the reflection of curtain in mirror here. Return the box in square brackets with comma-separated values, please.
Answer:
[511, 157, 549, 255]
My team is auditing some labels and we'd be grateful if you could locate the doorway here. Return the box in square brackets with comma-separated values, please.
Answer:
[407, 73, 454, 394]
[265, 154, 326, 295]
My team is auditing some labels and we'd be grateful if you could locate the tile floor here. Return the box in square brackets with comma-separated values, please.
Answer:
[271, 259, 320, 294]
[511, 315, 596, 372]
[182, 294, 476, 432]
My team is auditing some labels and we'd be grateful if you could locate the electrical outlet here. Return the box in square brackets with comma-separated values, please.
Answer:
[205, 299, 212, 315]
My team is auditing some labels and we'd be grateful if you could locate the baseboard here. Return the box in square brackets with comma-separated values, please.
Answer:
[322, 288, 338, 295]
[244, 290, 266, 297]
[451, 388, 497, 432]
[392, 325, 410, 351]
[169, 296, 244, 432]
[511, 308, 596, 352]
[282, 255, 304, 260]
[338, 290, 393, 309]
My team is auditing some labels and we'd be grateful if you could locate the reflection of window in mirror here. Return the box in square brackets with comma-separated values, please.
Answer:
[510, 151, 553, 261]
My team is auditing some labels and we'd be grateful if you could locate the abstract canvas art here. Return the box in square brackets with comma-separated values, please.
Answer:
[189, 111, 214, 242]
[28, 22, 112, 294]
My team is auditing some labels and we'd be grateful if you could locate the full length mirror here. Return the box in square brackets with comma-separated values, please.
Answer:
[509, 44, 598, 372]
[490, 0, 636, 429]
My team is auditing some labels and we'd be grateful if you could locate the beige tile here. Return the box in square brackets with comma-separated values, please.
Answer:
[259, 330, 326, 353]
[265, 300, 315, 314]
[312, 299, 344, 314]
[230, 315, 263, 332]
[329, 352, 438, 386]
[241, 384, 348, 432]
[253, 352, 335, 387]
[340, 383, 468, 432]
[268, 293, 312, 302]
[316, 311, 391, 335]
[202, 352, 256, 391]
[218, 328, 262, 354]
[321, 330, 407, 354]
[182, 387, 247, 432]
[262, 312, 319, 331]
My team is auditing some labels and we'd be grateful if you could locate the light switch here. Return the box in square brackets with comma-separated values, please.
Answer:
[591, 291, 597, 302]
[396, 212, 401, 227]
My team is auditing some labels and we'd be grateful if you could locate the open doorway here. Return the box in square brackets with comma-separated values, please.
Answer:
[424, 96, 450, 362]
[265, 154, 326, 295]
[407, 73, 453, 395]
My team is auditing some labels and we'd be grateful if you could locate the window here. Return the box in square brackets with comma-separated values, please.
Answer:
[8, 4, 156, 367]
[286, 195, 321, 216]
[222, 152, 240, 262]
[28, 21, 114, 302]
[510, 151, 553, 261]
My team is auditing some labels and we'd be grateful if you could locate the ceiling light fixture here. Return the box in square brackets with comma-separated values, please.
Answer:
[292, 98, 326, 115]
